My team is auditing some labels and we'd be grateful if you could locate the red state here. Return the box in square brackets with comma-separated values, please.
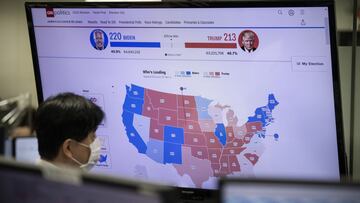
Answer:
[219, 156, 230, 175]
[177, 95, 197, 108]
[174, 147, 213, 188]
[190, 146, 209, 160]
[208, 148, 221, 163]
[234, 125, 247, 138]
[223, 147, 246, 155]
[225, 138, 244, 148]
[199, 120, 216, 132]
[226, 126, 235, 142]
[226, 109, 239, 127]
[243, 133, 254, 144]
[146, 88, 177, 110]
[211, 163, 221, 177]
[178, 107, 199, 121]
[159, 108, 178, 126]
[229, 155, 241, 172]
[205, 132, 222, 148]
[246, 121, 262, 133]
[149, 119, 164, 140]
[244, 153, 259, 165]
[142, 95, 159, 119]
[178, 120, 202, 133]
[184, 132, 206, 146]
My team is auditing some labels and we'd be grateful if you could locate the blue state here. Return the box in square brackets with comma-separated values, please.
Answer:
[247, 94, 279, 127]
[267, 94, 279, 111]
[122, 110, 134, 127]
[214, 123, 227, 146]
[146, 139, 164, 164]
[126, 84, 145, 99]
[247, 107, 267, 126]
[123, 95, 144, 115]
[163, 142, 182, 164]
[123, 122, 147, 154]
[195, 96, 213, 120]
[164, 125, 184, 144]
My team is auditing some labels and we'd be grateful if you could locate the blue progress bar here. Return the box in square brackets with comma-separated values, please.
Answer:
[110, 42, 161, 48]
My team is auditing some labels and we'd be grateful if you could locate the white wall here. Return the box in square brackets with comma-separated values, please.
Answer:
[0, 0, 37, 105]
[0, 0, 359, 179]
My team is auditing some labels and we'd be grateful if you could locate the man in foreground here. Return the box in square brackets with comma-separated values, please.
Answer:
[34, 92, 104, 171]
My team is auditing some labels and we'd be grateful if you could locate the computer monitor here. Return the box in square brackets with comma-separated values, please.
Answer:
[12, 136, 40, 163]
[220, 178, 360, 203]
[82, 172, 176, 203]
[25, 0, 346, 190]
[0, 157, 170, 203]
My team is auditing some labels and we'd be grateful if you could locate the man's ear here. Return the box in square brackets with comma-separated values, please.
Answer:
[62, 138, 73, 158]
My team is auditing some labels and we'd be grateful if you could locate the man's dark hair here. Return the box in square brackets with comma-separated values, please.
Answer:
[34, 93, 104, 160]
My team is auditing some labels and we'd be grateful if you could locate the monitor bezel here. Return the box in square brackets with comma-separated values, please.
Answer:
[25, 0, 347, 194]
[219, 178, 360, 203]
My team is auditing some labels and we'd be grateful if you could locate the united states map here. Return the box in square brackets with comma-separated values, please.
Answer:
[122, 84, 279, 188]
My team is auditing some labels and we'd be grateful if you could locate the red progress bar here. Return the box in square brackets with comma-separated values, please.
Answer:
[185, 42, 237, 49]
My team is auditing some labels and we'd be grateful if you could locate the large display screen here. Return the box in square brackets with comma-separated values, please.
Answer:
[26, 1, 346, 189]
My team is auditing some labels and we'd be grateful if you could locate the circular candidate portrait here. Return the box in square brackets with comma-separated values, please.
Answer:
[90, 29, 108, 50]
[238, 30, 259, 53]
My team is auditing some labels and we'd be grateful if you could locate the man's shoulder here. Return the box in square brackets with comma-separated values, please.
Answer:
[37, 159, 59, 169]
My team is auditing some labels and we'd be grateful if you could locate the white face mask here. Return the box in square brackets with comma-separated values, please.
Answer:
[70, 137, 101, 171]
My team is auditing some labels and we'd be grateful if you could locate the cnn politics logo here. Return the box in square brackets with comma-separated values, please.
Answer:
[46, 8, 70, 17]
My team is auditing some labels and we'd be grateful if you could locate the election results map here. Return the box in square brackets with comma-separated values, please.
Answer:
[122, 84, 279, 188]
